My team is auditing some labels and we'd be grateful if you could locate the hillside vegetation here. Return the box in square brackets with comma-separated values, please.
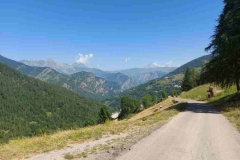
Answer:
[0, 98, 187, 160]
[0, 62, 106, 144]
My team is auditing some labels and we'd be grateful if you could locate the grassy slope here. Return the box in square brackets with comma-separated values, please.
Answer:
[180, 84, 212, 101]
[0, 99, 187, 160]
[180, 85, 240, 132]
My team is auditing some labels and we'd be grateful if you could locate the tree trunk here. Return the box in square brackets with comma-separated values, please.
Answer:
[236, 77, 240, 92]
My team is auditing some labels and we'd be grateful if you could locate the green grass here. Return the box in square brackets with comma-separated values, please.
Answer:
[180, 84, 223, 101]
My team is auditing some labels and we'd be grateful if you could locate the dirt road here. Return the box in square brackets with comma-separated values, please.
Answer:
[117, 99, 240, 160]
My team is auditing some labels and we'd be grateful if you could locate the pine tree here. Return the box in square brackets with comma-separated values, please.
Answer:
[201, 0, 240, 92]
[98, 106, 111, 124]
[191, 68, 198, 88]
[182, 68, 193, 91]
[152, 96, 158, 104]
[142, 94, 152, 108]
[162, 90, 168, 99]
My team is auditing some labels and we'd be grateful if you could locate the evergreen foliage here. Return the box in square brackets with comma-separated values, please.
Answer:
[182, 68, 199, 91]
[142, 94, 153, 108]
[98, 106, 111, 123]
[0, 62, 106, 144]
[118, 96, 141, 119]
[161, 90, 168, 99]
[182, 68, 194, 91]
[152, 95, 158, 105]
[201, 0, 240, 92]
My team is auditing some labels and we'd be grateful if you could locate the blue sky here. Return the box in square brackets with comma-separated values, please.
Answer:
[0, 0, 223, 70]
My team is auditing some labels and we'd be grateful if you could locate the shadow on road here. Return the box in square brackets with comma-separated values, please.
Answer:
[187, 103, 220, 114]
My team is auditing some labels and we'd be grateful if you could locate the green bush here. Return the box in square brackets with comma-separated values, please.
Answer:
[118, 96, 141, 119]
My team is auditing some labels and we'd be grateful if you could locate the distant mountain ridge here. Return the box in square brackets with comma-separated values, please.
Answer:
[20, 58, 175, 88]
[20, 59, 86, 75]
[117, 67, 176, 77]
[0, 55, 122, 100]
[20, 59, 137, 90]
[104, 54, 212, 110]
[36, 68, 122, 100]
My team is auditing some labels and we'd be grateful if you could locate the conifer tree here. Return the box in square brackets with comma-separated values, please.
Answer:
[98, 106, 111, 124]
[201, 0, 240, 92]
[182, 68, 193, 91]
[162, 90, 168, 99]
[142, 94, 152, 108]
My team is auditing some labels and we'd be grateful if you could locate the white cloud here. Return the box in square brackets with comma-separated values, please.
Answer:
[125, 57, 131, 63]
[75, 54, 93, 64]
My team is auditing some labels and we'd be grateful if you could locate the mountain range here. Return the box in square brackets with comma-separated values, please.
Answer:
[104, 54, 212, 109]
[21, 59, 176, 87]
[0, 55, 122, 100]
[0, 55, 211, 103]
[1, 55, 174, 100]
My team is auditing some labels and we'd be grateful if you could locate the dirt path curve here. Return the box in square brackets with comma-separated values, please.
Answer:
[117, 98, 240, 160]
[25, 134, 127, 160]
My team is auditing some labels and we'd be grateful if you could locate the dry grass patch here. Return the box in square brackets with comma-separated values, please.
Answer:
[129, 97, 176, 121]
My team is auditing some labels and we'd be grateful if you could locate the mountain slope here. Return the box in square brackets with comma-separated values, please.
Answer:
[118, 67, 176, 77]
[132, 71, 166, 84]
[114, 67, 175, 84]
[20, 59, 86, 75]
[104, 55, 212, 109]
[0, 55, 47, 76]
[71, 68, 136, 90]
[0, 62, 106, 143]
[0, 55, 122, 100]
[36, 68, 121, 100]
[20, 59, 137, 90]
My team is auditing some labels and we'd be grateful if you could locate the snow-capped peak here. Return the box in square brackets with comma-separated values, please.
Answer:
[145, 62, 162, 68]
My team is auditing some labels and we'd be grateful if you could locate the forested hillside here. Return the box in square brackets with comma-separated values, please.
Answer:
[167, 54, 212, 77]
[0, 55, 47, 77]
[0, 62, 105, 143]
[104, 55, 212, 110]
